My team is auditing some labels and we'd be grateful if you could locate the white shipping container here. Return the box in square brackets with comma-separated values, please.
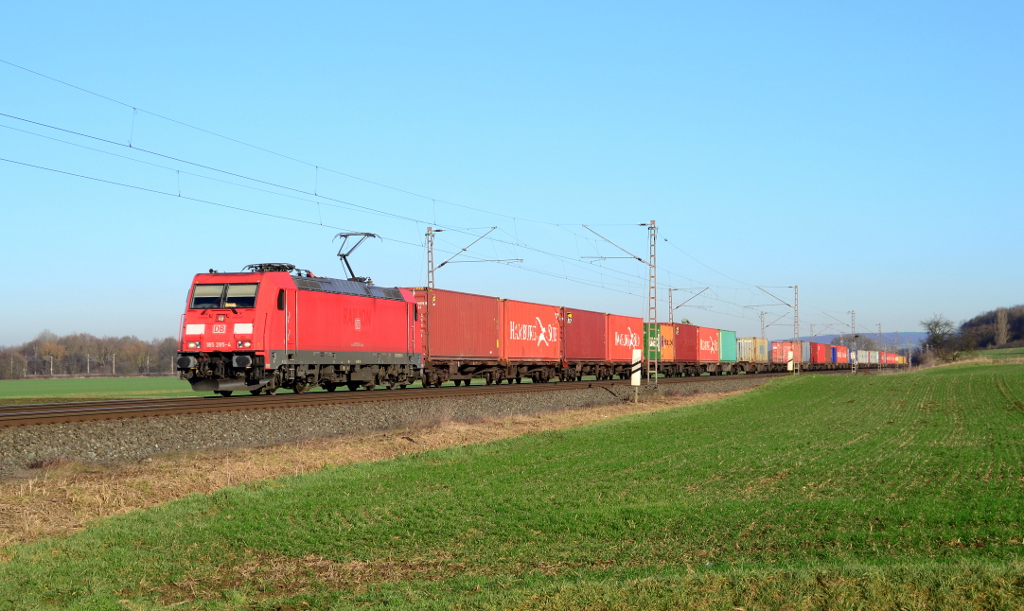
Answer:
[737, 337, 769, 363]
[869, 351, 879, 364]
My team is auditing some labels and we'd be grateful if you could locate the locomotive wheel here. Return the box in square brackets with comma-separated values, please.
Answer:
[293, 380, 308, 394]
[217, 391, 233, 397]
[346, 382, 361, 391]
[324, 383, 338, 392]
[265, 387, 278, 395]
[250, 390, 261, 396]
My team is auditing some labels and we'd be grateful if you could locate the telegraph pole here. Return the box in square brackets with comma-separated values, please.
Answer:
[878, 323, 883, 352]
[426, 227, 438, 289]
[646, 220, 658, 385]
[760, 311, 766, 340]
[793, 285, 800, 374]
[850, 310, 857, 374]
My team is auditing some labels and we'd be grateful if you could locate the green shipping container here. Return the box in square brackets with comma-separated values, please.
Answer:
[644, 323, 661, 362]
[719, 329, 737, 362]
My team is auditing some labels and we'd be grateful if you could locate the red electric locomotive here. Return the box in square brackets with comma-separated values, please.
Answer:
[176, 263, 422, 395]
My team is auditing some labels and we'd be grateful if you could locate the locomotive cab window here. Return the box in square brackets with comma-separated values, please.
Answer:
[190, 283, 259, 309]
[225, 284, 258, 308]
[190, 284, 225, 309]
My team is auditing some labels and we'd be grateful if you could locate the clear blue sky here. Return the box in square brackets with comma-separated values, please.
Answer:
[1, 1, 1021, 347]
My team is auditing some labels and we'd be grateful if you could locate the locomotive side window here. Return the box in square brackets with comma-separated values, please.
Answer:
[225, 284, 259, 308]
[191, 284, 225, 309]
[277, 289, 285, 310]
[189, 283, 259, 309]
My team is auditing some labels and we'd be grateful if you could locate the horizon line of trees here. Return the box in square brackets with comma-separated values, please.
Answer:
[0, 331, 178, 380]
[918, 304, 1024, 364]
[959, 305, 1024, 350]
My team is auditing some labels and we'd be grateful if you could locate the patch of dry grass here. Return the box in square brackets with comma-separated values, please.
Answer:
[0, 389, 747, 552]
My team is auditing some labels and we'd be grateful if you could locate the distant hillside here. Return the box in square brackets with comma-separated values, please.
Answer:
[961, 305, 1024, 349]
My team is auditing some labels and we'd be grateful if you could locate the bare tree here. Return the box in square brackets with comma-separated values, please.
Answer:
[996, 307, 1009, 346]
[921, 314, 976, 363]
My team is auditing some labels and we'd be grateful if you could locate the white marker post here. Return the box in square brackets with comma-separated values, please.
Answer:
[631, 348, 642, 403]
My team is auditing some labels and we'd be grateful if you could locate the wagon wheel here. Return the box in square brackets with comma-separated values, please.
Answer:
[346, 382, 361, 391]
[323, 383, 338, 392]
[217, 391, 233, 397]
[249, 389, 261, 396]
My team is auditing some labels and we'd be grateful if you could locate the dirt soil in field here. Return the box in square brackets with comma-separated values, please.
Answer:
[0, 389, 750, 551]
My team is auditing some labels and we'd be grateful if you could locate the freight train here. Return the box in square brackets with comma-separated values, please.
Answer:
[176, 263, 904, 395]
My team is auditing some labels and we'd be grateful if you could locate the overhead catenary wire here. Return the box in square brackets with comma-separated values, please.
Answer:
[0, 110, 651, 291]
[0, 66, 748, 305]
[0, 155, 649, 299]
[2, 58, 850, 326]
[0, 57, 598, 233]
[0, 56, 734, 299]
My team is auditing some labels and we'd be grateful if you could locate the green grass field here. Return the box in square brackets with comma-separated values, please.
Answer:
[1, 363, 1023, 609]
[977, 347, 1024, 360]
[0, 376, 196, 404]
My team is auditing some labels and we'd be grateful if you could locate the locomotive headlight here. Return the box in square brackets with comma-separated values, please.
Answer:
[237, 340, 251, 348]
[187, 341, 201, 349]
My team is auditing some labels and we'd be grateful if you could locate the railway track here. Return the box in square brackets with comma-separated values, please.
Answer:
[0, 372, 810, 428]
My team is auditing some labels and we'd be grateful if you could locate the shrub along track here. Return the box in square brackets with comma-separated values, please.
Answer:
[0, 371, 824, 428]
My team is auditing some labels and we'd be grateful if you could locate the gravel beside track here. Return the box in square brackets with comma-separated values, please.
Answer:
[0, 377, 766, 475]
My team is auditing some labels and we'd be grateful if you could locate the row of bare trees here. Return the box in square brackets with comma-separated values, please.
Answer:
[960, 306, 1024, 349]
[0, 331, 178, 379]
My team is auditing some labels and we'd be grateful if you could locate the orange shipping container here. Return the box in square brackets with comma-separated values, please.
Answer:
[501, 299, 563, 362]
[659, 323, 675, 362]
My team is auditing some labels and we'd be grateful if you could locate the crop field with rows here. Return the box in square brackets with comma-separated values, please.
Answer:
[1, 363, 1022, 609]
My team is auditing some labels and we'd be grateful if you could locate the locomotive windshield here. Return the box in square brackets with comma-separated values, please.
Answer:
[190, 283, 259, 309]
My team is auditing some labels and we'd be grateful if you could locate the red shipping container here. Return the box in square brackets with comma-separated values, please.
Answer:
[810, 342, 829, 364]
[501, 299, 563, 361]
[409, 288, 500, 360]
[698, 327, 719, 362]
[606, 314, 643, 362]
[675, 324, 699, 362]
[835, 345, 849, 364]
[563, 308, 606, 361]
[772, 341, 797, 364]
